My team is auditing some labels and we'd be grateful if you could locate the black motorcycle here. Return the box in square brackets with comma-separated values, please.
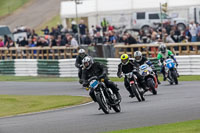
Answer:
[124, 70, 145, 102]
[86, 76, 121, 114]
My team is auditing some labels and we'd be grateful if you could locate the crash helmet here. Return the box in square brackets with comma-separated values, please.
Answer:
[159, 43, 167, 54]
[82, 56, 93, 69]
[120, 54, 129, 65]
[78, 49, 86, 58]
[134, 51, 142, 62]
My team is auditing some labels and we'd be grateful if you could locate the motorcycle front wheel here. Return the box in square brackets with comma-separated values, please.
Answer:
[96, 93, 110, 114]
[131, 84, 142, 102]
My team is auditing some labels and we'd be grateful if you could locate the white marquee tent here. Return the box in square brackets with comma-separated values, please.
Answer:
[60, 0, 200, 29]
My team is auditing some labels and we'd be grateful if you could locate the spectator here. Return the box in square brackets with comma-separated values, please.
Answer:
[101, 18, 109, 32]
[164, 33, 175, 43]
[28, 39, 37, 54]
[96, 25, 101, 32]
[42, 26, 50, 35]
[127, 33, 137, 44]
[103, 32, 109, 44]
[84, 33, 92, 45]
[4, 35, 9, 47]
[71, 19, 77, 34]
[108, 31, 116, 44]
[18, 37, 28, 47]
[6, 37, 15, 48]
[196, 23, 200, 36]
[197, 32, 200, 42]
[49, 35, 57, 47]
[89, 25, 96, 37]
[184, 25, 192, 42]
[79, 20, 87, 35]
[0, 37, 4, 47]
[56, 35, 62, 46]
[93, 32, 103, 44]
[189, 21, 197, 42]
[108, 25, 114, 31]
[37, 37, 48, 47]
[67, 35, 78, 47]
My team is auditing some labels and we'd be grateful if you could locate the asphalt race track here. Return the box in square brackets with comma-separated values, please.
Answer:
[0, 81, 200, 133]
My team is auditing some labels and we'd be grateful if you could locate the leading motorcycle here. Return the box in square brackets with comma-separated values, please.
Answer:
[86, 76, 121, 114]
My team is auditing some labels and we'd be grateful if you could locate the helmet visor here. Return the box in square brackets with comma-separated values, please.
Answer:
[80, 53, 85, 58]
[135, 56, 141, 61]
[121, 59, 128, 64]
[84, 62, 89, 68]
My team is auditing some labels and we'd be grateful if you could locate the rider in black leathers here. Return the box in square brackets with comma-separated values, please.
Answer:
[75, 49, 87, 84]
[134, 51, 161, 84]
[117, 54, 148, 98]
[82, 56, 121, 102]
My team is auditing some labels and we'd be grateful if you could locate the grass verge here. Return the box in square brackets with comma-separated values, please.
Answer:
[0, 75, 200, 82]
[102, 119, 200, 133]
[0, 75, 78, 82]
[0, 0, 30, 17]
[0, 95, 91, 117]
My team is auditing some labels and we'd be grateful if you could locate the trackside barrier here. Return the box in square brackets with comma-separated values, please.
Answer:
[0, 56, 199, 77]
[114, 42, 200, 58]
[0, 60, 15, 75]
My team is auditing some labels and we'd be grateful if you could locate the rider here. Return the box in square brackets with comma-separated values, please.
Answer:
[134, 51, 161, 84]
[82, 56, 121, 102]
[75, 49, 87, 84]
[157, 43, 179, 81]
[117, 54, 148, 98]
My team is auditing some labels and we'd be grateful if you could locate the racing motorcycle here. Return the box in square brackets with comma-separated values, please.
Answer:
[124, 70, 145, 102]
[139, 64, 158, 95]
[86, 76, 121, 114]
[164, 58, 179, 85]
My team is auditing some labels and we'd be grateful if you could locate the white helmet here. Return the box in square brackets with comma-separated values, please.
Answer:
[159, 43, 167, 54]
[78, 49, 86, 58]
[134, 51, 142, 62]
[82, 56, 93, 70]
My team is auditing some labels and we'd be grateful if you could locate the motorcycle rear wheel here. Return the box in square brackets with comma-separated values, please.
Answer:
[147, 78, 157, 95]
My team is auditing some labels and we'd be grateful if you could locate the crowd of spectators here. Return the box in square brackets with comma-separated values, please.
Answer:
[1, 19, 200, 50]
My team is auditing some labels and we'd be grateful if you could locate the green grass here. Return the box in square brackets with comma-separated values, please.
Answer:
[103, 119, 200, 133]
[0, 75, 200, 82]
[0, 75, 79, 82]
[36, 15, 61, 36]
[0, 95, 91, 117]
[0, 0, 30, 17]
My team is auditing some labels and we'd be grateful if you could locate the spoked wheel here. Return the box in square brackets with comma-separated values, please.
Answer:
[96, 93, 110, 114]
[147, 78, 157, 95]
[172, 71, 178, 85]
[112, 103, 121, 113]
[131, 84, 142, 102]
